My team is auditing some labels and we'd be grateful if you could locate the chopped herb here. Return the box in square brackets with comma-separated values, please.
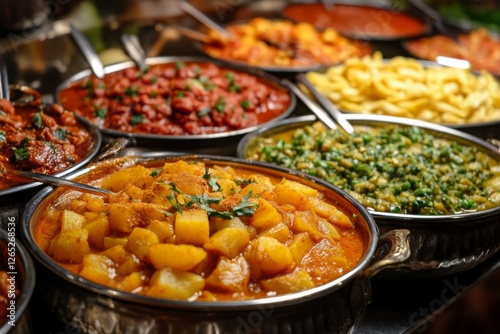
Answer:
[83, 80, 94, 96]
[150, 168, 163, 177]
[214, 97, 226, 112]
[240, 99, 250, 109]
[0, 131, 5, 141]
[45, 141, 58, 155]
[130, 114, 143, 125]
[175, 91, 184, 98]
[235, 178, 255, 186]
[53, 128, 68, 141]
[224, 72, 235, 84]
[124, 85, 139, 97]
[197, 107, 211, 118]
[0, 110, 7, 116]
[149, 91, 158, 98]
[31, 112, 43, 129]
[175, 61, 185, 70]
[150, 76, 158, 84]
[14, 147, 29, 161]
[94, 108, 107, 119]
[203, 168, 221, 192]
[229, 84, 241, 92]
[194, 66, 202, 75]
[184, 84, 192, 91]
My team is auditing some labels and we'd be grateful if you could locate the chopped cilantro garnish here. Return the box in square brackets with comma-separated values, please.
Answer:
[197, 107, 211, 118]
[214, 97, 226, 113]
[31, 112, 43, 129]
[130, 114, 144, 125]
[175, 91, 184, 98]
[0, 131, 5, 141]
[94, 108, 107, 119]
[125, 85, 139, 97]
[240, 100, 250, 109]
[54, 128, 68, 141]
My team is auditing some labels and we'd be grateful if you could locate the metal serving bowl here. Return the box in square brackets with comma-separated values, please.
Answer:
[237, 114, 500, 278]
[55, 56, 296, 156]
[0, 227, 36, 333]
[0, 86, 102, 228]
[20, 154, 410, 333]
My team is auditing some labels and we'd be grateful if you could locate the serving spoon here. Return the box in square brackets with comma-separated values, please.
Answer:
[121, 34, 148, 73]
[1, 168, 112, 197]
[179, 1, 233, 39]
[282, 79, 338, 130]
[69, 23, 105, 79]
[297, 73, 354, 135]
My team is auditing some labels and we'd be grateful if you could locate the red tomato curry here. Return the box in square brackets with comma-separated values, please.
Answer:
[0, 99, 94, 191]
[57, 62, 292, 136]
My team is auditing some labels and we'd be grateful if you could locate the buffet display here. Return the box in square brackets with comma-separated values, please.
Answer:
[201, 17, 372, 70]
[1, 0, 499, 332]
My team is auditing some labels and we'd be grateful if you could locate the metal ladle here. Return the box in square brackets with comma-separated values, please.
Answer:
[69, 23, 105, 79]
[297, 73, 354, 135]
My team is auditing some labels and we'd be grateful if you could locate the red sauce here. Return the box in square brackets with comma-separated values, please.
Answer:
[284, 4, 426, 39]
[58, 62, 291, 136]
[0, 99, 95, 191]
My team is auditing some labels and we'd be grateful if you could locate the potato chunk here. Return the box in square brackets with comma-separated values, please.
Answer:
[309, 197, 352, 228]
[79, 254, 114, 285]
[85, 216, 110, 249]
[60, 210, 86, 231]
[204, 227, 250, 259]
[288, 232, 315, 264]
[250, 198, 282, 230]
[274, 179, 314, 210]
[205, 256, 250, 293]
[125, 227, 160, 261]
[101, 165, 154, 192]
[246, 236, 293, 278]
[147, 267, 205, 300]
[148, 243, 207, 271]
[261, 269, 315, 293]
[174, 209, 209, 246]
[49, 229, 90, 263]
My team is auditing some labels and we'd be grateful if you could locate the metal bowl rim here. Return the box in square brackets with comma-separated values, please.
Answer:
[237, 113, 500, 223]
[54, 56, 297, 141]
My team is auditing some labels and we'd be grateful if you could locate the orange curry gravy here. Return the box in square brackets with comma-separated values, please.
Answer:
[284, 3, 426, 39]
[0, 99, 94, 191]
[58, 62, 291, 136]
[34, 160, 367, 301]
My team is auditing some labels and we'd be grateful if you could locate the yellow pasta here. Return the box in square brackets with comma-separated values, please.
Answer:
[305, 52, 500, 124]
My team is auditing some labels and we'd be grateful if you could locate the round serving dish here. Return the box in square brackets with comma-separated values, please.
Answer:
[282, 2, 431, 41]
[237, 114, 500, 278]
[197, 17, 372, 73]
[0, 86, 102, 226]
[301, 55, 500, 140]
[20, 153, 409, 333]
[0, 227, 36, 333]
[55, 56, 296, 155]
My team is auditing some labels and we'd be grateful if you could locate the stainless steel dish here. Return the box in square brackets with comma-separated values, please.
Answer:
[0, 86, 102, 227]
[20, 153, 410, 333]
[55, 56, 296, 156]
[302, 58, 500, 140]
[0, 227, 36, 333]
[237, 114, 500, 278]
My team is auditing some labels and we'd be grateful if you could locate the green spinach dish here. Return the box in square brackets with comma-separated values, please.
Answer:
[245, 122, 500, 215]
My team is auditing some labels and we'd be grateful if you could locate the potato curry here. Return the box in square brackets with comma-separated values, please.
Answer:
[34, 160, 366, 301]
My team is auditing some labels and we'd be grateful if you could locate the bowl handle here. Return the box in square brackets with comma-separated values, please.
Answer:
[362, 229, 411, 278]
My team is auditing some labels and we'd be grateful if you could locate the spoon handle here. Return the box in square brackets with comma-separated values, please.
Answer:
[297, 73, 354, 134]
[11, 170, 111, 196]
[69, 23, 105, 79]
[0, 59, 9, 100]
[121, 34, 148, 73]
[282, 79, 338, 130]
[179, 1, 233, 39]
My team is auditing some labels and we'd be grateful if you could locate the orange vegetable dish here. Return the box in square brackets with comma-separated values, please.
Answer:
[405, 28, 500, 76]
[203, 17, 372, 68]
[34, 160, 366, 301]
